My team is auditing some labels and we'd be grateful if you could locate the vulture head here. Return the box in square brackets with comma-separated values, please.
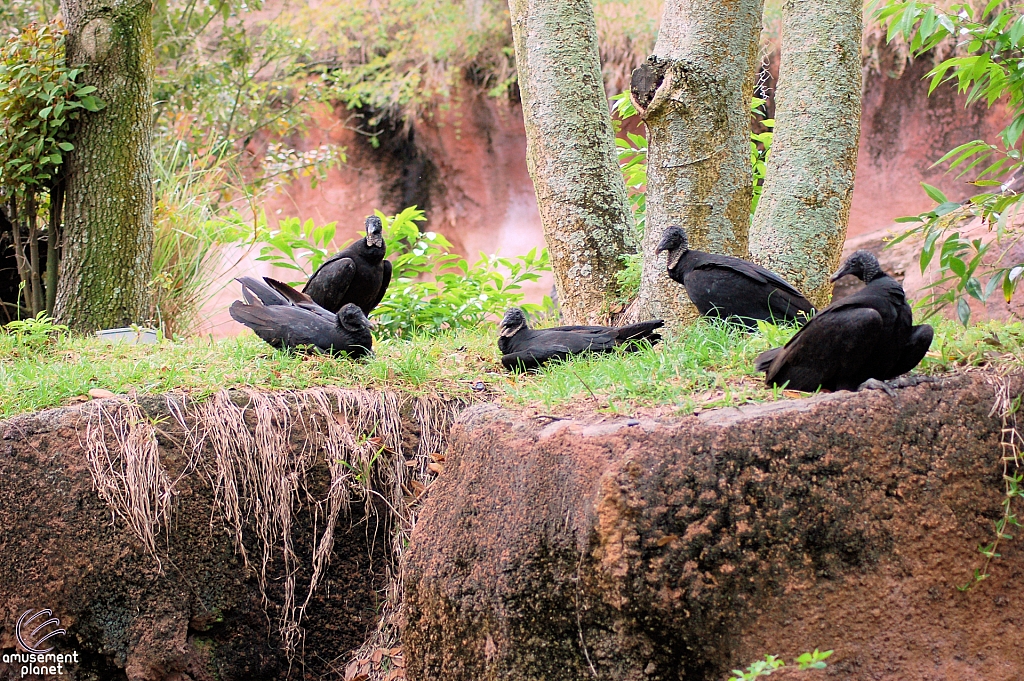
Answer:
[337, 303, 373, 333]
[499, 307, 528, 338]
[831, 250, 883, 284]
[364, 215, 385, 249]
[655, 225, 690, 270]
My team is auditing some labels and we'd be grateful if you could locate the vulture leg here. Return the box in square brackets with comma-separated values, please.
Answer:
[856, 378, 898, 397]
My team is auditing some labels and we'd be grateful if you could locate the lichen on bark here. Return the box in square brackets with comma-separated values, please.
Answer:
[748, 0, 864, 309]
[626, 0, 765, 325]
[54, 0, 154, 331]
[507, 0, 637, 324]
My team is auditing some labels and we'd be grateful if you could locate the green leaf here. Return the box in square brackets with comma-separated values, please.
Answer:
[957, 296, 972, 325]
[921, 183, 948, 204]
[948, 256, 968, 278]
[965, 276, 984, 300]
[984, 273, 1003, 300]
[80, 95, 104, 112]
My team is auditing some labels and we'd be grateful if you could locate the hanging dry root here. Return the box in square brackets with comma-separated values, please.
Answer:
[82, 396, 179, 571]
[81, 386, 466, 672]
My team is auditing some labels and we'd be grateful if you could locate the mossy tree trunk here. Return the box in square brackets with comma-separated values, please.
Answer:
[626, 0, 764, 325]
[54, 0, 154, 332]
[508, 0, 637, 324]
[748, 0, 863, 309]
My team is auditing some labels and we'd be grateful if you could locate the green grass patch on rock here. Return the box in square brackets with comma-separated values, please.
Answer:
[1, 316, 1022, 419]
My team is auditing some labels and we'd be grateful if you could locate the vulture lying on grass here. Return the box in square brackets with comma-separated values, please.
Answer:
[656, 225, 814, 328]
[755, 250, 933, 392]
[303, 215, 392, 315]
[498, 307, 664, 371]
[230, 276, 373, 357]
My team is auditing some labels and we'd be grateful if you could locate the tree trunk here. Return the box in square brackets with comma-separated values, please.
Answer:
[748, 0, 863, 309]
[8, 197, 34, 316]
[46, 178, 65, 315]
[508, 0, 637, 324]
[626, 0, 764, 325]
[54, 0, 154, 332]
[26, 191, 43, 316]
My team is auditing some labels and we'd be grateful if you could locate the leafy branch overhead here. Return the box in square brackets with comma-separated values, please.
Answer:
[0, 18, 104, 195]
[878, 1, 1024, 324]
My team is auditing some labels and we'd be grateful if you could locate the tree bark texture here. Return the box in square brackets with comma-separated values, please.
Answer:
[508, 0, 637, 324]
[627, 0, 764, 325]
[54, 0, 154, 331]
[748, 0, 863, 309]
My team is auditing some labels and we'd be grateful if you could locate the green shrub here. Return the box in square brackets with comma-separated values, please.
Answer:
[4, 311, 66, 350]
[878, 1, 1024, 324]
[0, 17, 104, 316]
[728, 649, 832, 681]
[372, 207, 551, 338]
[251, 214, 338, 283]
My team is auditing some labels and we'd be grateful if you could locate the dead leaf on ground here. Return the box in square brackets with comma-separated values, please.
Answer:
[782, 390, 804, 399]
[656, 534, 679, 547]
[88, 388, 116, 399]
[66, 395, 89, 404]
[427, 462, 444, 474]
[371, 649, 384, 665]
[344, 660, 369, 681]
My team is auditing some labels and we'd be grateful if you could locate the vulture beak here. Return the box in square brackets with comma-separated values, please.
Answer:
[829, 263, 853, 282]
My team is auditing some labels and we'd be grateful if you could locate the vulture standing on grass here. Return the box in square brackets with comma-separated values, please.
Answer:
[655, 225, 814, 328]
[755, 250, 933, 392]
[497, 307, 664, 371]
[230, 276, 374, 357]
[303, 215, 392, 315]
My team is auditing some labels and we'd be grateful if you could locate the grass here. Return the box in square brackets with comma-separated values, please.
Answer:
[1, 317, 1023, 420]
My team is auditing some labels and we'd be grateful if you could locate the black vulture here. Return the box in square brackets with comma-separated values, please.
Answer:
[755, 250, 934, 392]
[230, 276, 373, 357]
[655, 225, 814, 328]
[498, 307, 663, 371]
[303, 215, 392, 315]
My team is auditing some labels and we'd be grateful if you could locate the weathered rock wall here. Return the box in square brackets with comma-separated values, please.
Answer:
[403, 372, 1024, 681]
[0, 390, 454, 681]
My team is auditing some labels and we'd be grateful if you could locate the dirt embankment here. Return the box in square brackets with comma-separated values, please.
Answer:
[0, 389, 461, 681]
[403, 372, 1024, 681]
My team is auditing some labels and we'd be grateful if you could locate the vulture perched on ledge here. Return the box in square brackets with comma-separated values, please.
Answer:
[756, 250, 933, 392]
[656, 225, 814, 328]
